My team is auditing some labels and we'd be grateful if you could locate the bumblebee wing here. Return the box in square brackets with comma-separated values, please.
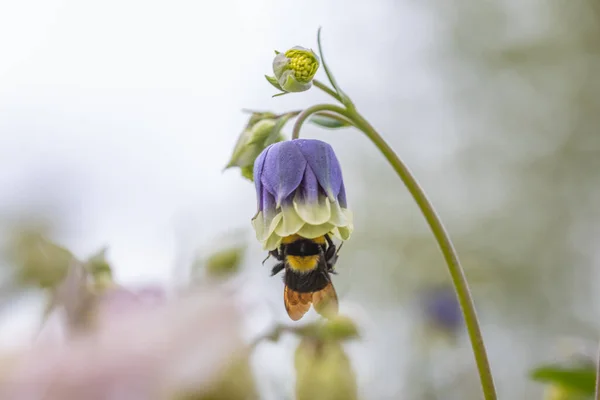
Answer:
[284, 285, 313, 321]
[312, 282, 339, 319]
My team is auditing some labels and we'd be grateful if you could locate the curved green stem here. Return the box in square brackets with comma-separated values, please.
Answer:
[313, 80, 343, 103]
[594, 346, 600, 400]
[342, 110, 497, 399]
[292, 104, 349, 140]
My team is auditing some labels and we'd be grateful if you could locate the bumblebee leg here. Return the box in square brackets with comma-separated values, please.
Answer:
[263, 249, 283, 265]
[325, 234, 334, 248]
[271, 249, 284, 261]
[335, 241, 344, 255]
[271, 262, 285, 276]
[325, 243, 337, 262]
[324, 236, 343, 274]
[325, 245, 338, 272]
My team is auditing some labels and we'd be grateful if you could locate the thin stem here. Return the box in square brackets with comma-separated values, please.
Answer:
[595, 342, 600, 400]
[342, 110, 497, 400]
[316, 27, 354, 110]
[313, 80, 343, 103]
[292, 104, 349, 140]
[241, 107, 350, 127]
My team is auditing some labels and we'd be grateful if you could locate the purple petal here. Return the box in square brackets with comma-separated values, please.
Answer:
[261, 187, 276, 221]
[337, 180, 348, 208]
[295, 166, 320, 205]
[260, 141, 307, 207]
[253, 146, 271, 211]
[293, 139, 343, 200]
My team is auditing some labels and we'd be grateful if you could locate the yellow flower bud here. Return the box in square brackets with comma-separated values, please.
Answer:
[267, 46, 320, 94]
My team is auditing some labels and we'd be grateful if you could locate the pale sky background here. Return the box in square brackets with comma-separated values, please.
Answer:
[0, 0, 436, 284]
[0, 1, 438, 398]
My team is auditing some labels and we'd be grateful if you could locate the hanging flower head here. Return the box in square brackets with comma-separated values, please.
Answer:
[251, 139, 352, 250]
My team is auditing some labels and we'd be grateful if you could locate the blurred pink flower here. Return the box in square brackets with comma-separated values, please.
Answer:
[0, 281, 245, 400]
[94, 285, 167, 325]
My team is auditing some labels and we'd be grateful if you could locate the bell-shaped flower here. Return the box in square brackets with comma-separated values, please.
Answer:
[251, 139, 353, 250]
[266, 46, 320, 94]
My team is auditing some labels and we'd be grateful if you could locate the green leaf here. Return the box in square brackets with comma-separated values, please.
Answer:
[529, 364, 596, 395]
[309, 113, 351, 129]
[272, 92, 289, 98]
[265, 75, 282, 90]
[266, 113, 293, 145]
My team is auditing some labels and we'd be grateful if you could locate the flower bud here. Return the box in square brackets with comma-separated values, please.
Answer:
[203, 245, 245, 279]
[182, 351, 259, 400]
[225, 113, 286, 181]
[294, 338, 358, 400]
[266, 47, 320, 94]
[319, 315, 360, 341]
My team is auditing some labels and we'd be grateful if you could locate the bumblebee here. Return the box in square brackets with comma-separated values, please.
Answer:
[266, 233, 342, 321]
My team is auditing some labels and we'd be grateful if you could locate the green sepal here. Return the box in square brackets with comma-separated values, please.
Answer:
[240, 165, 254, 181]
[265, 75, 283, 91]
[309, 113, 352, 129]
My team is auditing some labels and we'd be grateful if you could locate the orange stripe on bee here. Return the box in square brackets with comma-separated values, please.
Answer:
[286, 255, 320, 272]
[281, 234, 326, 245]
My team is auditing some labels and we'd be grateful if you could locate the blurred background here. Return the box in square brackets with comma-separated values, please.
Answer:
[1, 0, 600, 399]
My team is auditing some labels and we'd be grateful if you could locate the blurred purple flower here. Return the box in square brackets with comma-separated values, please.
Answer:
[251, 139, 353, 250]
[420, 285, 463, 334]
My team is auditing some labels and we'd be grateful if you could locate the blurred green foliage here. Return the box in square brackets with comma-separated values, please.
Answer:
[530, 363, 596, 398]
[5, 229, 74, 289]
[295, 337, 358, 400]
[179, 352, 259, 400]
[203, 246, 245, 279]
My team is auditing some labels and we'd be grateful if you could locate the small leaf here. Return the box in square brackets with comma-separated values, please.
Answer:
[265, 75, 283, 90]
[272, 92, 289, 98]
[309, 114, 351, 129]
[529, 364, 596, 395]
[266, 113, 294, 145]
